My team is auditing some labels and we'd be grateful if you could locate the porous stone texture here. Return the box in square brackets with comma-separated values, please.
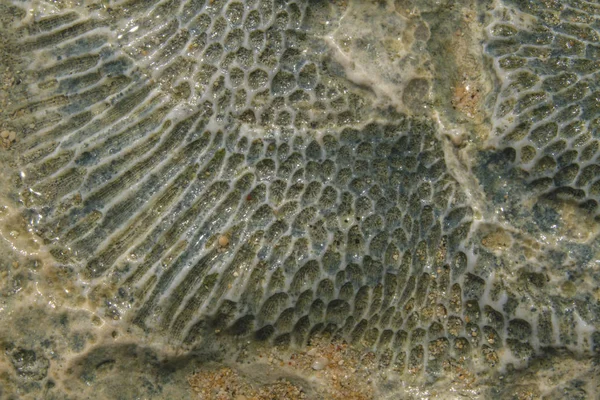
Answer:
[0, 0, 598, 399]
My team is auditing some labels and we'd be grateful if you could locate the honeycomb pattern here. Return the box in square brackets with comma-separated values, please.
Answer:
[485, 0, 600, 216]
[2, 0, 599, 385]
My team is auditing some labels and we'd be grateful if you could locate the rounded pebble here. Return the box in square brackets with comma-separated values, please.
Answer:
[218, 235, 229, 247]
[311, 357, 329, 370]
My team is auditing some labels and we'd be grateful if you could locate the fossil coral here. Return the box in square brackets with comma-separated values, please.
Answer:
[0, 0, 598, 397]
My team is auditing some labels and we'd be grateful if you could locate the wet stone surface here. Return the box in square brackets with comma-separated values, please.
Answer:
[0, 0, 598, 399]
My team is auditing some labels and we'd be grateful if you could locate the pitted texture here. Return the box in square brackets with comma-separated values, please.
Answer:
[486, 0, 600, 215]
[2, 0, 599, 386]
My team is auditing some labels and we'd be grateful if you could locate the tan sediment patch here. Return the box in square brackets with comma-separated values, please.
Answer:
[447, 10, 491, 133]
[189, 367, 306, 400]
[189, 337, 376, 400]
[451, 82, 482, 121]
